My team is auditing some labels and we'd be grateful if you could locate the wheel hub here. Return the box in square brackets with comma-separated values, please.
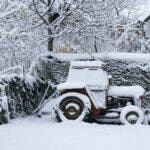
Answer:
[126, 111, 139, 124]
[67, 106, 78, 115]
[64, 104, 81, 119]
[60, 97, 84, 120]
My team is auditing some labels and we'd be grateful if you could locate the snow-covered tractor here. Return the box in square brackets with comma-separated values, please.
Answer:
[55, 61, 145, 125]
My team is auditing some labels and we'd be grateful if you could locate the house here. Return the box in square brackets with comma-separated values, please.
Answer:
[143, 15, 150, 39]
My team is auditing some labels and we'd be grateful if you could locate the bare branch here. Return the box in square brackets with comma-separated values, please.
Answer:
[32, 0, 49, 25]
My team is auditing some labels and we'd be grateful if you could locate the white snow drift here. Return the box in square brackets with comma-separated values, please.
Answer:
[0, 117, 150, 150]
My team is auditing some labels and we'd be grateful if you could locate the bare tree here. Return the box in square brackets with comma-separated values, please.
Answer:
[54, 0, 144, 53]
[31, 0, 85, 51]
[0, 0, 47, 71]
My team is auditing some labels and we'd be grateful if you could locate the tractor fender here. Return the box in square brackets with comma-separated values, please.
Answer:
[55, 92, 91, 110]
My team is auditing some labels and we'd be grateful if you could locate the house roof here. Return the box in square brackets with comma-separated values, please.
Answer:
[138, 2, 150, 22]
[144, 15, 150, 23]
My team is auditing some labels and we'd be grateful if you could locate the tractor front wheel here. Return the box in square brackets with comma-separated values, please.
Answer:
[120, 106, 144, 125]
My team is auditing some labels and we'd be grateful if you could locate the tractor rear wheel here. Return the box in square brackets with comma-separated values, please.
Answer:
[60, 97, 84, 120]
[55, 92, 91, 122]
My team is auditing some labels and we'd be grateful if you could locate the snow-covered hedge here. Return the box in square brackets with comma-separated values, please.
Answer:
[31, 53, 150, 103]
[0, 74, 55, 118]
[31, 55, 69, 84]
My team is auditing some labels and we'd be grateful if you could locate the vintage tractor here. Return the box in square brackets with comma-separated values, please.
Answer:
[55, 61, 145, 125]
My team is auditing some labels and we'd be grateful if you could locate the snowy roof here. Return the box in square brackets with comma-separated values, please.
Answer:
[136, 2, 150, 22]
[139, 13, 150, 22]
[71, 61, 104, 68]
[144, 15, 150, 22]
[122, 1, 150, 23]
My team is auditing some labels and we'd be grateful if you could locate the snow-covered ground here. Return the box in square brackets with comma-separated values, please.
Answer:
[0, 116, 150, 150]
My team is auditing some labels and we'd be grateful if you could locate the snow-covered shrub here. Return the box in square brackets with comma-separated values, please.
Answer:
[30, 56, 69, 85]
[0, 74, 55, 118]
[105, 59, 150, 103]
[105, 59, 150, 88]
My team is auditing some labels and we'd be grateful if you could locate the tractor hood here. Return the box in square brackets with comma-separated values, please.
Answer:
[108, 86, 145, 99]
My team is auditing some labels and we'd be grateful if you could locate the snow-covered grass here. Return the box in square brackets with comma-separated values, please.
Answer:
[0, 116, 150, 150]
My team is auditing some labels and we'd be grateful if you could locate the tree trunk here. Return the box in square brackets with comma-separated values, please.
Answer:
[94, 36, 98, 53]
[48, 29, 53, 51]
[47, 0, 53, 51]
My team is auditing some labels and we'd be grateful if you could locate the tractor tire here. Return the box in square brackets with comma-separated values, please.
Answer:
[120, 105, 144, 125]
[55, 92, 91, 122]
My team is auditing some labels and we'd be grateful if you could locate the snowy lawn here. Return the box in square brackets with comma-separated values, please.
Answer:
[0, 116, 150, 150]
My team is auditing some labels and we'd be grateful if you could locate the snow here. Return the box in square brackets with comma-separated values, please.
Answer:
[0, 74, 40, 92]
[108, 86, 145, 99]
[136, 1, 150, 22]
[88, 89, 106, 109]
[71, 61, 104, 68]
[0, 94, 8, 111]
[50, 52, 150, 62]
[0, 116, 150, 150]
[24, 74, 40, 86]
[54, 92, 91, 121]
[0, 74, 18, 83]
[69, 61, 107, 87]
[56, 92, 91, 109]
[58, 61, 108, 91]
[57, 82, 85, 90]
[66, 103, 80, 110]
[0, 65, 23, 76]
[121, 0, 150, 22]
[105, 112, 119, 118]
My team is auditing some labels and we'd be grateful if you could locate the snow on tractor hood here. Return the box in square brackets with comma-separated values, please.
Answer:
[108, 86, 145, 99]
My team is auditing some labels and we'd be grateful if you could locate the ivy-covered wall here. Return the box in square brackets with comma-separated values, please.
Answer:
[31, 55, 150, 102]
